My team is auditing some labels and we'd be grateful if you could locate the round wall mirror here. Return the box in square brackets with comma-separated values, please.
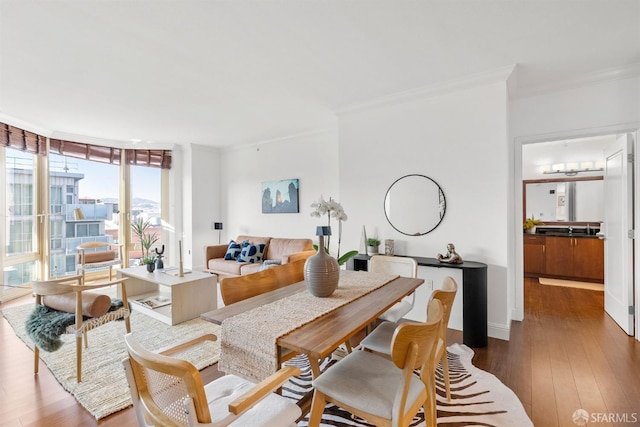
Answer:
[384, 174, 446, 236]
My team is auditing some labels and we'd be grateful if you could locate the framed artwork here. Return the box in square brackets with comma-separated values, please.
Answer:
[262, 179, 299, 213]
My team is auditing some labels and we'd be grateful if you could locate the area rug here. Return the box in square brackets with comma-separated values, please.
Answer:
[284, 343, 533, 427]
[539, 277, 604, 291]
[2, 303, 221, 420]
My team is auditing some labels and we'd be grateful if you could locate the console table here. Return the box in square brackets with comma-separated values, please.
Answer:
[347, 254, 488, 347]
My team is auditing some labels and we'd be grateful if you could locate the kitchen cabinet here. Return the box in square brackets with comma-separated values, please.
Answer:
[524, 235, 546, 277]
[531, 235, 604, 282]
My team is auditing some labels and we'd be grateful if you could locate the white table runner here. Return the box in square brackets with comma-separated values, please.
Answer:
[219, 270, 398, 382]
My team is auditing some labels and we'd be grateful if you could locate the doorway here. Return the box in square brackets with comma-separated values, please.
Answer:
[520, 132, 636, 336]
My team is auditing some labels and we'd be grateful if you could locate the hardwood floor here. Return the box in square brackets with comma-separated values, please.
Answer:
[1, 277, 639, 426]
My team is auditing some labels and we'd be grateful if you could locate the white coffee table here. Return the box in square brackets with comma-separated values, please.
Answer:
[117, 266, 217, 325]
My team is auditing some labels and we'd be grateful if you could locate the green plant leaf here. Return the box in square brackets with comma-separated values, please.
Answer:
[337, 250, 359, 266]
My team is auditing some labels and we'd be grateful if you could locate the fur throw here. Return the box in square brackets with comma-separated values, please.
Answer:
[26, 299, 124, 352]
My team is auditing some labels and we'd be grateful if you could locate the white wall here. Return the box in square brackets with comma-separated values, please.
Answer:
[218, 130, 341, 252]
[338, 82, 511, 340]
[183, 144, 222, 270]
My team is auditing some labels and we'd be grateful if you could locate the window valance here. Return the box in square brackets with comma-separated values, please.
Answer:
[2, 122, 172, 169]
[126, 149, 172, 169]
[50, 138, 122, 165]
[1, 122, 47, 155]
[50, 140, 172, 169]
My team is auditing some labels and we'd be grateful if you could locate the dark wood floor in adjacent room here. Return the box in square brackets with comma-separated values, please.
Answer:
[1, 277, 638, 426]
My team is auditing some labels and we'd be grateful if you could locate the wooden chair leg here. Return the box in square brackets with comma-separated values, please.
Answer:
[344, 340, 352, 354]
[125, 315, 131, 333]
[308, 390, 327, 427]
[442, 352, 451, 401]
[83, 331, 89, 348]
[34, 346, 40, 375]
[76, 335, 83, 382]
[427, 371, 437, 427]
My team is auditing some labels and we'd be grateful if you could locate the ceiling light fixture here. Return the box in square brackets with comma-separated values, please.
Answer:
[541, 160, 604, 176]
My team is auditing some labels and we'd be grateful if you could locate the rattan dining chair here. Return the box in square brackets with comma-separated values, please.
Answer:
[30, 274, 131, 382]
[122, 333, 302, 427]
[308, 299, 444, 427]
[76, 241, 124, 281]
[360, 276, 458, 401]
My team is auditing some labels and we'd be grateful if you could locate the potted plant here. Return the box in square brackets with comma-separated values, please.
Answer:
[523, 217, 544, 234]
[131, 218, 160, 270]
[141, 255, 157, 272]
[367, 237, 381, 255]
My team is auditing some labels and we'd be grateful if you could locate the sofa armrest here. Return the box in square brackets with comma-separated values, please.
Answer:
[204, 244, 228, 269]
[283, 249, 316, 264]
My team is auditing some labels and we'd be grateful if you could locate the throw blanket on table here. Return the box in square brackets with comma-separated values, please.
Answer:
[26, 299, 124, 352]
[219, 271, 398, 382]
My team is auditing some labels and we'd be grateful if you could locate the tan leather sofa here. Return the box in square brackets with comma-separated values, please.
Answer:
[204, 235, 315, 280]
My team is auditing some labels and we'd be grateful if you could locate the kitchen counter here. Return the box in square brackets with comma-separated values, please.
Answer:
[531, 226, 601, 238]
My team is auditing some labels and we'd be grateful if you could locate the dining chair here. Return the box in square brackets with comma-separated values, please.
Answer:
[220, 268, 279, 306]
[76, 241, 124, 281]
[122, 333, 302, 427]
[369, 255, 418, 322]
[30, 274, 131, 382]
[359, 276, 459, 401]
[308, 299, 444, 427]
[271, 259, 305, 287]
[220, 259, 307, 306]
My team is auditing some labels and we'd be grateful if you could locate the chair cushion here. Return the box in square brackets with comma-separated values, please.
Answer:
[378, 300, 414, 323]
[312, 350, 426, 420]
[43, 292, 112, 318]
[206, 374, 301, 427]
[359, 320, 395, 355]
[80, 251, 116, 264]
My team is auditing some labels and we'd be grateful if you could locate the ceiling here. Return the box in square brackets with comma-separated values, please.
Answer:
[1, 1, 639, 148]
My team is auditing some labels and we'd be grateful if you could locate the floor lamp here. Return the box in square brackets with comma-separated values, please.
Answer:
[213, 222, 223, 244]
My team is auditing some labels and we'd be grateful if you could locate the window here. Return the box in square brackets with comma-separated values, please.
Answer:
[48, 153, 119, 277]
[2, 148, 38, 301]
[1, 124, 172, 291]
[129, 165, 162, 264]
[50, 185, 63, 214]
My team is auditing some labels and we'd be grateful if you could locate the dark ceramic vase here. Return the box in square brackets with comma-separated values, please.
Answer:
[146, 262, 156, 273]
[304, 235, 339, 297]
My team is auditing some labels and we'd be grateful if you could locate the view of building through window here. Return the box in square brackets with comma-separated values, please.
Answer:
[48, 153, 120, 277]
[3, 148, 38, 301]
[47, 154, 162, 277]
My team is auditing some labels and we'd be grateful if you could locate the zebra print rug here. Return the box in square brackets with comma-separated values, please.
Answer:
[283, 343, 532, 427]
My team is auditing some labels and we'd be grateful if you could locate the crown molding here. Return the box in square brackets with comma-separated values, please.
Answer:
[511, 63, 640, 99]
[337, 65, 516, 115]
[221, 127, 337, 153]
[0, 112, 52, 137]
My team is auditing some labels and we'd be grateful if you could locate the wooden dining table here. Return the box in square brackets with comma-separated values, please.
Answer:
[201, 274, 424, 378]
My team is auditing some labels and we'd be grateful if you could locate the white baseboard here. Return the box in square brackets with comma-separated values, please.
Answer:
[488, 322, 510, 341]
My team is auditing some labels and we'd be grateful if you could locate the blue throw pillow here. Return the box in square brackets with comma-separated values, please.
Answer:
[237, 243, 266, 263]
[224, 240, 243, 260]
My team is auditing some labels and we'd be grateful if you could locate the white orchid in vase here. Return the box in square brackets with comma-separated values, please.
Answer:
[310, 196, 358, 266]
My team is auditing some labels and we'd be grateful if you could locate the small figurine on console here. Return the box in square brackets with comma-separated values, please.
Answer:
[437, 243, 463, 264]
